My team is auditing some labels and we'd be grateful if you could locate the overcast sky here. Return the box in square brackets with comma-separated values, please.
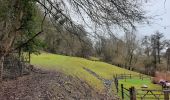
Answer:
[137, 0, 170, 39]
[70, 0, 170, 40]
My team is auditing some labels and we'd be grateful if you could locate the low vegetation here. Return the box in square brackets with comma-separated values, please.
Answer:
[1, 0, 170, 99]
[0, 70, 111, 99]
[31, 53, 161, 93]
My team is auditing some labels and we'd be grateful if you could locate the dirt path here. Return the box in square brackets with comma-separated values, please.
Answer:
[83, 67, 119, 100]
[0, 69, 117, 100]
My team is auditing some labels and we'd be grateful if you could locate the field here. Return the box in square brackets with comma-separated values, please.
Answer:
[118, 78, 164, 99]
[31, 53, 162, 95]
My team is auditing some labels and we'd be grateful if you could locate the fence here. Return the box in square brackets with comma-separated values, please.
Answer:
[120, 84, 136, 100]
[114, 73, 151, 81]
[118, 84, 170, 100]
[3, 51, 31, 79]
[136, 89, 164, 100]
[114, 73, 170, 100]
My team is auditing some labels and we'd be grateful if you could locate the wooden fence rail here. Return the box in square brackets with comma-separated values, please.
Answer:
[115, 73, 151, 81]
[120, 84, 137, 100]
[114, 73, 170, 100]
[119, 84, 170, 100]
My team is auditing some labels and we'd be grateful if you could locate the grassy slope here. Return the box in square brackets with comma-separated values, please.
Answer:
[31, 53, 160, 92]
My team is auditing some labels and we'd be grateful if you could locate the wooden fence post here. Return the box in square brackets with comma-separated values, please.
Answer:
[121, 84, 124, 100]
[164, 90, 169, 100]
[124, 73, 126, 81]
[141, 74, 143, 80]
[130, 86, 136, 100]
[139, 74, 141, 79]
[115, 78, 118, 93]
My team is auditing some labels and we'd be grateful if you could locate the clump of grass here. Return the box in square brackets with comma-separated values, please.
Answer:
[88, 56, 101, 61]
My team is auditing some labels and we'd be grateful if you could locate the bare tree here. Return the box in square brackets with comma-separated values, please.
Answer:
[124, 30, 138, 69]
[141, 32, 170, 75]
[155, 32, 163, 64]
[142, 36, 152, 57]
[37, 0, 147, 36]
[151, 32, 168, 64]
[0, 0, 148, 82]
[166, 48, 170, 71]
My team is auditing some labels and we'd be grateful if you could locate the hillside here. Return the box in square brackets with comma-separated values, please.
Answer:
[31, 53, 139, 92]
[0, 70, 113, 100]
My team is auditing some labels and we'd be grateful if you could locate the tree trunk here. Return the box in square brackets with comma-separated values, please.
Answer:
[0, 56, 4, 83]
[167, 55, 170, 71]
[154, 51, 157, 72]
[158, 47, 161, 64]
[129, 54, 133, 66]
[147, 47, 150, 57]
[29, 51, 31, 63]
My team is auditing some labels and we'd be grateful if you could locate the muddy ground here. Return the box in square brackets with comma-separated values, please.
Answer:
[0, 69, 118, 100]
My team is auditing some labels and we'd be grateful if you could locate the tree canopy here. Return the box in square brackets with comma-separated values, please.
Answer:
[0, 0, 147, 55]
[0, 0, 148, 81]
[37, 0, 147, 35]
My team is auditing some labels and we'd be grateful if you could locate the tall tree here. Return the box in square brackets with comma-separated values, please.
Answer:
[155, 32, 164, 64]
[142, 36, 152, 57]
[166, 48, 170, 71]
[151, 32, 168, 64]
[0, 0, 28, 82]
[0, 0, 43, 82]
[0, 0, 147, 82]
[124, 30, 138, 69]
[142, 32, 169, 74]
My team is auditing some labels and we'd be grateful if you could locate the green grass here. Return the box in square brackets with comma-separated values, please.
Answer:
[31, 53, 139, 91]
[119, 78, 161, 89]
[31, 52, 162, 95]
[88, 56, 100, 61]
[118, 78, 164, 100]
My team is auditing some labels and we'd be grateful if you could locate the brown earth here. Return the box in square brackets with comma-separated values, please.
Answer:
[0, 69, 117, 100]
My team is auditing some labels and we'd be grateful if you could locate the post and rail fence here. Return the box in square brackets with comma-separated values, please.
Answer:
[113, 73, 170, 100]
[118, 83, 170, 100]
[114, 73, 151, 81]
